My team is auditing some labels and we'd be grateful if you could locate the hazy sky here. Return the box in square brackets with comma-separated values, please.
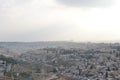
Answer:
[0, 0, 120, 42]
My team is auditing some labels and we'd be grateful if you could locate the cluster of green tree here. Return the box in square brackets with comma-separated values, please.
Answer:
[0, 55, 17, 64]
[6, 72, 33, 80]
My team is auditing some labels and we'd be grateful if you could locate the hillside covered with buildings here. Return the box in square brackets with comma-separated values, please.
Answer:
[1, 42, 120, 80]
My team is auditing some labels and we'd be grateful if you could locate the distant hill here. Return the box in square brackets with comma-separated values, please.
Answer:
[0, 41, 120, 57]
[0, 41, 79, 56]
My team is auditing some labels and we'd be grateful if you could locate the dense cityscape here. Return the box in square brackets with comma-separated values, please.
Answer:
[0, 42, 120, 80]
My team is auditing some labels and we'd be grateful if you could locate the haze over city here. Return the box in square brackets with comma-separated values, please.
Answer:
[2, 0, 120, 80]
[0, 0, 119, 42]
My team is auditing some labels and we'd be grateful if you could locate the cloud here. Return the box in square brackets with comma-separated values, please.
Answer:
[0, 0, 119, 41]
[56, 0, 113, 8]
[0, 0, 32, 9]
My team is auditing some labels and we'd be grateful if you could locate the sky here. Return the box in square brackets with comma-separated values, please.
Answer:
[0, 0, 120, 42]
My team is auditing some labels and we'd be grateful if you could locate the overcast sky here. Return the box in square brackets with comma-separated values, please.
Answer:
[0, 0, 120, 42]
